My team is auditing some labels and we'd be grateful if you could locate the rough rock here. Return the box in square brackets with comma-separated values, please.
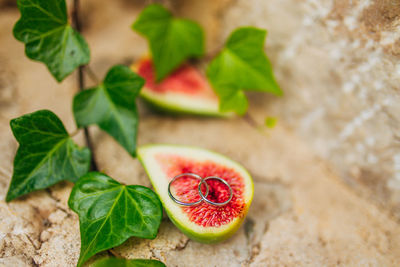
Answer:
[216, 0, 400, 219]
[0, 0, 400, 266]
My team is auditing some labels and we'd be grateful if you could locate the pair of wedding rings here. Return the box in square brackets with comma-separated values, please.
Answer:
[168, 173, 233, 207]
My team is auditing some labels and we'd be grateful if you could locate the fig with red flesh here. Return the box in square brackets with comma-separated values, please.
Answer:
[138, 144, 254, 243]
[132, 59, 231, 117]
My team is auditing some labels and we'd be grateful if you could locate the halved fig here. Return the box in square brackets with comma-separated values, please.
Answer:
[132, 58, 231, 117]
[138, 144, 254, 243]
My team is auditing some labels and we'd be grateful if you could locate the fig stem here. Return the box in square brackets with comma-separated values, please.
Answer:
[72, 0, 99, 172]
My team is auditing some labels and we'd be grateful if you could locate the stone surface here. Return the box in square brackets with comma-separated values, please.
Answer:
[215, 0, 400, 219]
[0, 0, 400, 266]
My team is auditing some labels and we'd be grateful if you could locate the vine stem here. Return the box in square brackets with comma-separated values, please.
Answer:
[69, 128, 81, 137]
[85, 65, 100, 84]
[72, 0, 99, 172]
[243, 113, 270, 137]
[243, 113, 258, 129]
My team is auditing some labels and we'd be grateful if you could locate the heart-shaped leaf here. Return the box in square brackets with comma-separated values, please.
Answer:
[132, 4, 204, 81]
[206, 27, 282, 115]
[68, 172, 163, 267]
[73, 65, 144, 157]
[91, 257, 166, 267]
[6, 110, 91, 202]
[13, 0, 90, 82]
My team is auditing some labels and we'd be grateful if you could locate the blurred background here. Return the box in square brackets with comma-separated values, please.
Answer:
[0, 0, 400, 266]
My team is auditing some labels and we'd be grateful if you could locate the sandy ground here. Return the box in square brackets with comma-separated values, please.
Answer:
[1, 1, 400, 266]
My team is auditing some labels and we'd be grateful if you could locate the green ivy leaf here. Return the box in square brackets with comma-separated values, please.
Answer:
[132, 4, 204, 81]
[13, 0, 90, 82]
[73, 65, 144, 157]
[218, 90, 248, 116]
[91, 257, 166, 267]
[206, 27, 282, 115]
[6, 110, 91, 202]
[68, 172, 163, 267]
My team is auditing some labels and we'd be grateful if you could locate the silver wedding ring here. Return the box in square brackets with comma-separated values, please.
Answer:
[168, 173, 233, 206]
[168, 173, 209, 206]
[198, 176, 233, 206]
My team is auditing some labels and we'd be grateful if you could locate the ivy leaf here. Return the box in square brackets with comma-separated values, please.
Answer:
[218, 90, 248, 116]
[132, 4, 204, 81]
[73, 65, 144, 157]
[91, 257, 166, 267]
[206, 27, 282, 115]
[6, 110, 91, 202]
[68, 172, 163, 267]
[13, 0, 90, 82]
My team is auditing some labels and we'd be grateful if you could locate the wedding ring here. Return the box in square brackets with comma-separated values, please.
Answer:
[197, 176, 233, 206]
[168, 173, 209, 206]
